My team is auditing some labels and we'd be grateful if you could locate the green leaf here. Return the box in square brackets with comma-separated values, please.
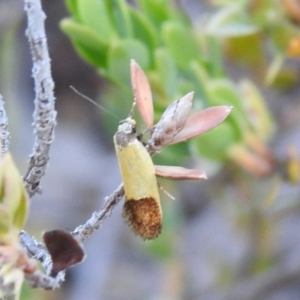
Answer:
[2, 154, 28, 229]
[0, 205, 11, 235]
[152, 142, 190, 166]
[206, 5, 259, 36]
[189, 61, 211, 105]
[265, 54, 285, 86]
[205, 35, 224, 77]
[109, 0, 133, 38]
[225, 33, 263, 66]
[12, 188, 28, 230]
[137, 0, 172, 29]
[154, 48, 177, 99]
[239, 80, 273, 140]
[269, 21, 296, 53]
[162, 21, 200, 69]
[129, 7, 158, 55]
[65, 0, 79, 18]
[193, 122, 239, 161]
[3, 155, 22, 218]
[210, 23, 259, 36]
[208, 80, 245, 113]
[77, 0, 117, 40]
[208, 79, 250, 138]
[60, 19, 110, 67]
[107, 39, 150, 84]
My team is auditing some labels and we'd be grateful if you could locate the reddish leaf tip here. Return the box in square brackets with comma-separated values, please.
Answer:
[169, 105, 232, 145]
[154, 165, 207, 180]
[130, 58, 153, 128]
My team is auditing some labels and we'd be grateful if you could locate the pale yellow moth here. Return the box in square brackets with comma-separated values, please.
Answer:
[114, 60, 231, 240]
[114, 118, 162, 239]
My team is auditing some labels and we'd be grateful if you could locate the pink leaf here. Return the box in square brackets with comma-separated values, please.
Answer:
[169, 106, 232, 145]
[130, 59, 153, 128]
[155, 165, 207, 180]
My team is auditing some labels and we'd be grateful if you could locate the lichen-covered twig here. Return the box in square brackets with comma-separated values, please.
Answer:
[20, 184, 124, 289]
[19, 231, 52, 274]
[25, 270, 62, 290]
[0, 94, 10, 155]
[23, 0, 57, 197]
[72, 184, 124, 242]
[19, 230, 65, 289]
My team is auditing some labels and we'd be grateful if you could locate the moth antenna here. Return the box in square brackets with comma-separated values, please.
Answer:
[141, 125, 155, 135]
[158, 184, 175, 200]
[128, 100, 136, 118]
[70, 86, 120, 121]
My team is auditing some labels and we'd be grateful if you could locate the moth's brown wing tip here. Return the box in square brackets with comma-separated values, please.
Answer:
[123, 197, 162, 240]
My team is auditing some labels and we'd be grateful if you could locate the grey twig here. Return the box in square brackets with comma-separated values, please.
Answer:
[23, 0, 57, 197]
[0, 95, 10, 155]
[20, 0, 124, 288]
[25, 270, 62, 290]
[72, 184, 124, 242]
[20, 184, 124, 290]
[19, 231, 65, 289]
[19, 231, 52, 274]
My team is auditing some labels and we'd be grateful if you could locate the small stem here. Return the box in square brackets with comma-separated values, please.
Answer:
[20, 184, 124, 289]
[23, 0, 57, 197]
[72, 184, 124, 242]
[0, 95, 10, 155]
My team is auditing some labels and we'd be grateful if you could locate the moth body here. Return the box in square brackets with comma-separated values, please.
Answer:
[114, 118, 162, 240]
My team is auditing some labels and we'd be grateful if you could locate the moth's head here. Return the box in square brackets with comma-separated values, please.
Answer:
[118, 117, 136, 135]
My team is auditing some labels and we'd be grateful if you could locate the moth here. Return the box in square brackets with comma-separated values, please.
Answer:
[114, 60, 232, 240]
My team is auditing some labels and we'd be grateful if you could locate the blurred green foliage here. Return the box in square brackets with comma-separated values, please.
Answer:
[0, 153, 28, 242]
[61, 0, 274, 171]
[207, 0, 300, 86]
[0, 154, 29, 299]
[59, 0, 288, 260]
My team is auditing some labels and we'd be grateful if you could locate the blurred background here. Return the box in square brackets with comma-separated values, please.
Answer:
[1, 0, 300, 299]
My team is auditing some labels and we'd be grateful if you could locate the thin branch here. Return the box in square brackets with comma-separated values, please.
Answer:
[19, 231, 52, 274]
[72, 184, 124, 242]
[23, 0, 57, 198]
[25, 270, 63, 290]
[20, 184, 124, 289]
[19, 231, 65, 289]
[0, 94, 10, 155]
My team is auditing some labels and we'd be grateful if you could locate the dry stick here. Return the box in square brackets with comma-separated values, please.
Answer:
[72, 184, 124, 242]
[19, 0, 58, 290]
[19, 231, 65, 290]
[23, 0, 57, 198]
[19, 231, 54, 276]
[25, 270, 62, 291]
[19, 0, 125, 291]
[20, 184, 124, 289]
[0, 95, 10, 155]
